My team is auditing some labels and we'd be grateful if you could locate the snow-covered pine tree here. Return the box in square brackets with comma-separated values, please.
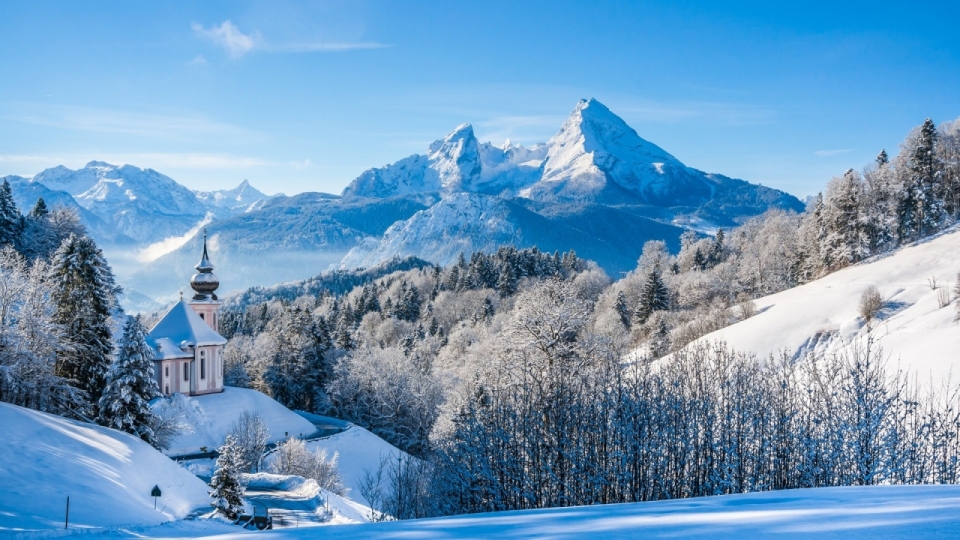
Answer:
[496, 263, 517, 298]
[210, 434, 246, 518]
[614, 290, 631, 328]
[899, 118, 945, 240]
[29, 197, 48, 218]
[876, 149, 889, 167]
[0, 180, 21, 247]
[634, 265, 670, 325]
[51, 234, 119, 413]
[97, 315, 161, 447]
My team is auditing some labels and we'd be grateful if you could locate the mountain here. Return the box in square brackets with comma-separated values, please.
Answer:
[342, 99, 803, 224]
[341, 192, 686, 274]
[194, 179, 273, 211]
[338, 99, 802, 273]
[2, 174, 136, 245]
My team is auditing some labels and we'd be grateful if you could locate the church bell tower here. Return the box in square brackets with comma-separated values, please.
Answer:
[188, 230, 221, 333]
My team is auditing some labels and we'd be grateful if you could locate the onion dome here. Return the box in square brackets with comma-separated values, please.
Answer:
[190, 230, 219, 300]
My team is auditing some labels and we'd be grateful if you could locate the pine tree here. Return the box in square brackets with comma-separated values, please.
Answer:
[899, 119, 944, 240]
[29, 197, 48, 218]
[634, 265, 670, 325]
[876, 149, 889, 167]
[709, 228, 725, 266]
[0, 179, 21, 247]
[51, 234, 119, 413]
[210, 434, 246, 518]
[614, 290, 631, 328]
[97, 315, 161, 447]
[496, 263, 517, 298]
[649, 315, 671, 357]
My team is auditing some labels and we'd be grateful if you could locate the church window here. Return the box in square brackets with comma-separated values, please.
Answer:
[183, 362, 189, 381]
[200, 351, 206, 379]
[165, 385, 169, 394]
[165, 366, 169, 377]
[200, 313, 205, 320]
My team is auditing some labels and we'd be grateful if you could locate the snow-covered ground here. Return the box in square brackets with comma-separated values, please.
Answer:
[694, 226, 960, 382]
[262, 425, 411, 508]
[0, 402, 210, 533]
[20, 485, 960, 539]
[156, 387, 316, 456]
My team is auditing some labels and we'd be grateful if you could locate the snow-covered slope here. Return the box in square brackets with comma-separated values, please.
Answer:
[696, 226, 960, 382]
[157, 387, 316, 456]
[0, 402, 209, 532]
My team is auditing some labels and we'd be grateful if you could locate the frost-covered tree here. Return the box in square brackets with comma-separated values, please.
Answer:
[51, 234, 119, 413]
[614, 290, 631, 328]
[0, 247, 80, 414]
[269, 437, 346, 495]
[97, 315, 161, 447]
[898, 119, 944, 240]
[151, 393, 193, 450]
[211, 434, 246, 517]
[634, 265, 669, 325]
[227, 411, 269, 473]
[0, 180, 20, 247]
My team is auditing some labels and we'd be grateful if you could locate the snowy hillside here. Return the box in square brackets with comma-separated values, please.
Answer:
[0, 402, 209, 532]
[156, 387, 316, 456]
[695, 225, 960, 382]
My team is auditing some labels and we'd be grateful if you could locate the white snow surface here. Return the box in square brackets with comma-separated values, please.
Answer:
[39, 485, 960, 539]
[156, 387, 315, 456]
[693, 226, 960, 382]
[0, 402, 210, 532]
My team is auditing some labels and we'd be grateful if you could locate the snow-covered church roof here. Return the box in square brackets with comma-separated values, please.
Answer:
[147, 300, 227, 360]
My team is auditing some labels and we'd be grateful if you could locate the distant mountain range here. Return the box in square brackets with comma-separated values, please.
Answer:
[2, 98, 803, 310]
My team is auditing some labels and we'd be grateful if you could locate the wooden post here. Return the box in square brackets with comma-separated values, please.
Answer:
[64, 496, 69, 529]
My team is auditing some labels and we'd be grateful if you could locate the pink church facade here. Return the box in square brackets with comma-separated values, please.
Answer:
[148, 233, 227, 397]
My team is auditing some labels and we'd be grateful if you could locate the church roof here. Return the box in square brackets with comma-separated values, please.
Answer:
[147, 300, 227, 355]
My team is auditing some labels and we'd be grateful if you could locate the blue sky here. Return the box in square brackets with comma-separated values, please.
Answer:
[1, 1, 959, 198]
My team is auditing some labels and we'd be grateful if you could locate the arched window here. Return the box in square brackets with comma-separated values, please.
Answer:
[183, 362, 189, 381]
[200, 350, 206, 380]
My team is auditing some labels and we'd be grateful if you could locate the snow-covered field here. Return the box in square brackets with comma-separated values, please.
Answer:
[157, 387, 316, 456]
[696, 226, 960, 382]
[16, 485, 960, 539]
[0, 402, 209, 532]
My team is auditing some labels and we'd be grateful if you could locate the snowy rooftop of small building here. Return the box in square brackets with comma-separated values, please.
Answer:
[147, 337, 194, 360]
[147, 300, 227, 356]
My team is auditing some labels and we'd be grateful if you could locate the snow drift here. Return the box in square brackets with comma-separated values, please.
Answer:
[0, 402, 210, 532]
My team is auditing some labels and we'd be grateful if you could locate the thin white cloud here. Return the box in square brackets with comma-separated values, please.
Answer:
[619, 100, 777, 126]
[815, 149, 854, 157]
[191, 20, 259, 59]
[191, 20, 388, 58]
[6, 103, 260, 142]
[188, 54, 208, 65]
[267, 41, 389, 53]
[136, 212, 215, 262]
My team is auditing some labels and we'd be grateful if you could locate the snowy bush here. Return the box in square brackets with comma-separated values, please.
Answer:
[227, 410, 269, 473]
[269, 438, 346, 495]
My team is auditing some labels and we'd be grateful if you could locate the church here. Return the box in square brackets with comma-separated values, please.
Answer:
[148, 233, 227, 396]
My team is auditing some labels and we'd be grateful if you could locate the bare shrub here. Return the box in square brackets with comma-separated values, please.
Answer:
[151, 394, 193, 450]
[938, 286, 951, 309]
[859, 286, 883, 322]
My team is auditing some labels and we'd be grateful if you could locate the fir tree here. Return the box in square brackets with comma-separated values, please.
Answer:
[0, 179, 21, 247]
[649, 315, 671, 357]
[876, 149, 889, 167]
[708, 228, 725, 266]
[614, 290, 631, 329]
[496, 263, 517, 298]
[29, 197, 48, 218]
[51, 234, 119, 413]
[634, 265, 670, 325]
[210, 434, 246, 518]
[97, 315, 161, 447]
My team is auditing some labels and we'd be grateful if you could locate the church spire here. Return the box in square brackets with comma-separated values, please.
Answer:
[190, 229, 220, 300]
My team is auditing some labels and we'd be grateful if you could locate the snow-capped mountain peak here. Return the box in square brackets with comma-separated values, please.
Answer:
[194, 179, 269, 209]
[426, 123, 481, 192]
